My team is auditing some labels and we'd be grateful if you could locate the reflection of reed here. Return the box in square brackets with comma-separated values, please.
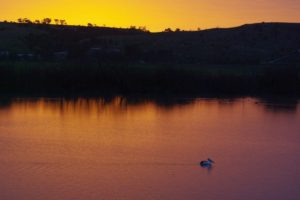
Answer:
[0, 96, 197, 114]
[256, 97, 299, 113]
[0, 96, 299, 115]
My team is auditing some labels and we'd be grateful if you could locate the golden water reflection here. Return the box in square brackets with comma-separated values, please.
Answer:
[0, 97, 299, 200]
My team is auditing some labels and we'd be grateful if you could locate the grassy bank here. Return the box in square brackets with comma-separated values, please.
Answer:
[0, 61, 299, 95]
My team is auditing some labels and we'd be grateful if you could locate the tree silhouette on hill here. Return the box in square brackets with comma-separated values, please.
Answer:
[42, 18, 52, 24]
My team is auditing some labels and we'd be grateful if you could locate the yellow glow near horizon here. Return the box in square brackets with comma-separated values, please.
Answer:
[1, 0, 300, 31]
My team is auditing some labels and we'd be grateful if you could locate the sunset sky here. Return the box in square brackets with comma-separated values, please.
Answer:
[1, 0, 300, 31]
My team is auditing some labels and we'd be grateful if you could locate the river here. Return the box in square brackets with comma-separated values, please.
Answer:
[0, 97, 299, 200]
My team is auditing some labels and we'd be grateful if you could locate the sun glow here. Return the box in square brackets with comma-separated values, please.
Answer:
[1, 0, 300, 31]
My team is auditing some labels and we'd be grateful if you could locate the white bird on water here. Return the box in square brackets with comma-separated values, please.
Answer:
[200, 158, 215, 168]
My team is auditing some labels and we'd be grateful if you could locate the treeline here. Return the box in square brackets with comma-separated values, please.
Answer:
[0, 61, 299, 95]
[8, 17, 150, 31]
[17, 18, 66, 25]
[1, 17, 199, 33]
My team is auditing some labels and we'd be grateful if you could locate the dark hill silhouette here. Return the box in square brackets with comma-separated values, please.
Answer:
[0, 21, 299, 95]
[151, 22, 300, 64]
[0, 22, 300, 64]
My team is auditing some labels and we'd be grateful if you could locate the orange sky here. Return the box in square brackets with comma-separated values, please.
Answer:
[1, 0, 300, 31]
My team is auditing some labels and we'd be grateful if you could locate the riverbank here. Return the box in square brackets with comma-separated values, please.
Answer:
[0, 61, 299, 95]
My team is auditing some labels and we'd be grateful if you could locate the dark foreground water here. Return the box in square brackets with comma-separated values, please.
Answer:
[0, 97, 299, 200]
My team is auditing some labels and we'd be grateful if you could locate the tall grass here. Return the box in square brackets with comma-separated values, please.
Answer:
[0, 61, 299, 95]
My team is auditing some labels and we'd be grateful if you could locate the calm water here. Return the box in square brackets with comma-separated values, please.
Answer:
[0, 97, 299, 200]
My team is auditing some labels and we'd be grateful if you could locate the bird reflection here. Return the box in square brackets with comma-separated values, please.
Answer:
[200, 158, 215, 172]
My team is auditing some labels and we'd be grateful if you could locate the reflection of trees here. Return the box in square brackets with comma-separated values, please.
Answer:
[257, 97, 299, 113]
[0, 98, 12, 108]
[0, 96, 197, 111]
[0, 96, 298, 113]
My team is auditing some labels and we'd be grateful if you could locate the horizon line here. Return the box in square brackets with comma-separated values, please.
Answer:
[1, 19, 300, 33]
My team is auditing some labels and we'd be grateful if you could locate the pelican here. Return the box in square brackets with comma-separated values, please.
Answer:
[200, 158, 215, 168]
